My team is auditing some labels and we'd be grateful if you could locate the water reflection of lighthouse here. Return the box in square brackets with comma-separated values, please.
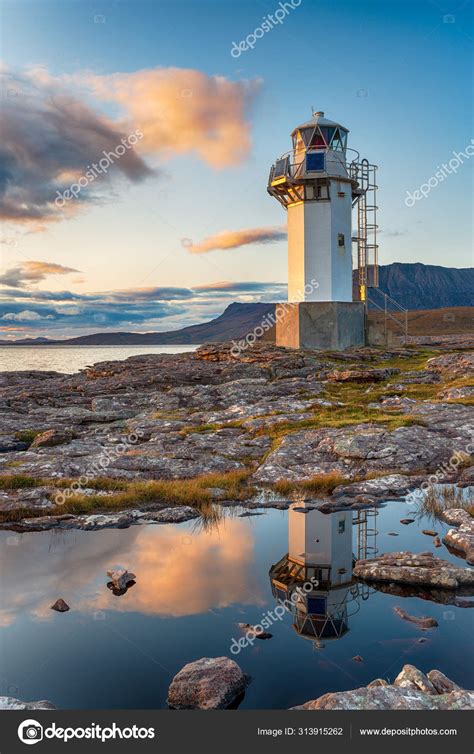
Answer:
[269, 504, 378, 648]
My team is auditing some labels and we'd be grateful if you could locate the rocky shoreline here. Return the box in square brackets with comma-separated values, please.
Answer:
[0, 343, 472, 531]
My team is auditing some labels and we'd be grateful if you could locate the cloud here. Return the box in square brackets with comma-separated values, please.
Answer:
[0, 67, 154, 225]
[82, 67, 261, 168]
[0, 518, 263, 627]
[0, 261, 79, 288]
[189, 226, 287, 254]
[1, 310, 54, 321]
[0, 65, 261, 226]
[0, 280, 285, 338]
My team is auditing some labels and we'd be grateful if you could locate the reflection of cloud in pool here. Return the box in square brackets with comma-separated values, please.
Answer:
[0, 519, 263, 625]
[86, 521, 264, 617]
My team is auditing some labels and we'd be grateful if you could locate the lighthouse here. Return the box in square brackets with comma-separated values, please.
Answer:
[268, 110, 378, 350]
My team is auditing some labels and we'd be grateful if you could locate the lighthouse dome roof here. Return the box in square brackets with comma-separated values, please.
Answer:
[292, 111, 348, 135]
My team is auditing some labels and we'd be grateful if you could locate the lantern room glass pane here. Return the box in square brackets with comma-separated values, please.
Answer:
[299, 128, 313, 146]
[310, 127, 326, 148]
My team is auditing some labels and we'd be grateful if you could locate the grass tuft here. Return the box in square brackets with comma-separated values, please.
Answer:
[418, 485, 474, 520]
[14, 430, 42, 444]
[0, 475, 40, 490]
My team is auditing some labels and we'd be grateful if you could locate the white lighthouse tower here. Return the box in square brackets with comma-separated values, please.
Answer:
[268, 110, 379, 350]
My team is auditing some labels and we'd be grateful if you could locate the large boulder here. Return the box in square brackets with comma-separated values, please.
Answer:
[167, 657, 250, 710]
[292, 665, 473, 710]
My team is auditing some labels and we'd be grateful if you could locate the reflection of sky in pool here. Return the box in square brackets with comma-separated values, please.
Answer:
[0, 500, 472, 709]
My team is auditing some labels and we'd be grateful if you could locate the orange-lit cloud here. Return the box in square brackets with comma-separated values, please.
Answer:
[0, 518, 264, 627]
[0, 261, 79, 288]
[189, 226, 287, 254]
[82, 68, 261, 168]
[86, 521, 263, 618]
[1, 65, 260, 227]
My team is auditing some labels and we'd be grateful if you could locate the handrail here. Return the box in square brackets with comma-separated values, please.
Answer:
[367, 290, 408, 344]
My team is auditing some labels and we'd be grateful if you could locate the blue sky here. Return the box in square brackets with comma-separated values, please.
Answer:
[1, 0, 472, 338]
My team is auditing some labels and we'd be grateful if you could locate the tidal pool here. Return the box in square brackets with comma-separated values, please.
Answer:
[0, 500, 472, 709]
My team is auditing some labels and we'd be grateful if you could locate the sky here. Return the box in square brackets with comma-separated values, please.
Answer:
[0, 0, 472, 339]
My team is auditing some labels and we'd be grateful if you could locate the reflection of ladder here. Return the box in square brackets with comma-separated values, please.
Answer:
[350, 159, 379, 298]
[353, 508, 379, 601]
[368, 289, 409, 345]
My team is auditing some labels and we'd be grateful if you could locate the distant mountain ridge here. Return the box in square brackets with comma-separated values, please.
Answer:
[1, 264, 472, 345]
[364, 263, 473, 310]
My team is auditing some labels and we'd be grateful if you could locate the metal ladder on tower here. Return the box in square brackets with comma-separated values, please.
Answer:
[350, 158, 408, 344]
[352, 508, 379, 601]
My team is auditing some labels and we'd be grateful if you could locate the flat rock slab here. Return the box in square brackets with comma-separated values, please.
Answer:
[167, 657, 250, 710]
[354, 551, 474, 589]
[441, 509, 474, 565]
[253, 422, 470, 484]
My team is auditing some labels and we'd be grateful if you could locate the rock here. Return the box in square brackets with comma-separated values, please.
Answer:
[399, 370, 440, 385]
[434, 536, 442, 547]
[352, 655, 363, 662]
[167, 657, 250, 710]
[441, 508, 472, 527]
[237, 623, 272, 639]
[437, 385, 474, 401]
[106, 568, 136, 591]
[51, 598, 70, 612]
[393, 664, 437, 694]
[427, 670, 461, 694]
[327, 368, 398, 383]
[151, 506, 200, 524]
[393, 606, 438, 629]
[427, 352, 474, 377]
[0, 696, 57, 710]
[293, 686, 473, 710]
[441, 511, 474, 565]
[254, 421, 469, 484]
[422, 529, 438, 536]
[292, 665, 473, 710]
[354, 551, 474, 589]
[400, 518, 415, 525]
[30, 428, 76, 448]
[332, 474, 418, 501]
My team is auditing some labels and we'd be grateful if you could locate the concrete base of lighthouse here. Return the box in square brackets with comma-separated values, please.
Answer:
[275, 301, 366, 351]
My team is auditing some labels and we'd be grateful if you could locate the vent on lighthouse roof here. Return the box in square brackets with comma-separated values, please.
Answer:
[291, 111, 348, 134]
